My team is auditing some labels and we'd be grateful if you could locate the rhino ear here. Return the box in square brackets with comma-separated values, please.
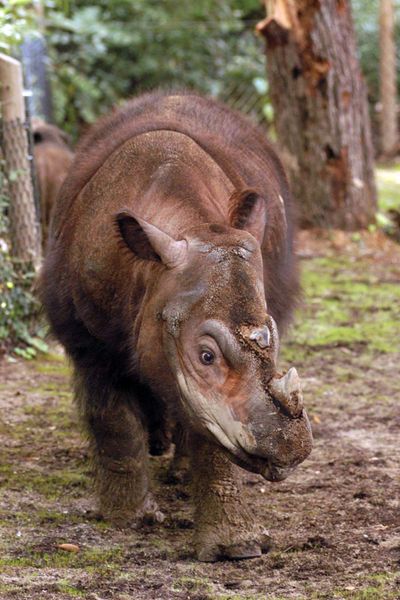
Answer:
[116, 210, 160, 262]
[115, 209, 187, 268]
[229, 189, 266, 244]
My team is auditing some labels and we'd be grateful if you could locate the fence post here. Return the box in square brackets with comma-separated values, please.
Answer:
[0, 53, 41, 270]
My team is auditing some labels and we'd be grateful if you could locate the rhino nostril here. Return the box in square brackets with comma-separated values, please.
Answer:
[268, 367, 304, 418]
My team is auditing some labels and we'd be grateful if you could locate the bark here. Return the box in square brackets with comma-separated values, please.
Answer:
[379, 0, 398, 157]
[257, 0, 377, 230]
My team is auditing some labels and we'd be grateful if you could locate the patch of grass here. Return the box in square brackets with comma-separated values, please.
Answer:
[91, 519, 113, 531]
[25, 383, 71, 396]
[0, 507, 59, 526]
[56, 580, 85, 597]
[376, 164, 400, 213]
[282, 256, 400, 358]
[35, 510, 85, 526]
[0, 583, 22, 595]
[332, 572, 399, 599]
[33, 358, 71, 378]
[7, 392, 78, 448]
[0, 546, 124, 570]
[21, 401, 76, 432]
[5, 418, 79, 450]
[43, 351, 69, 363]
[0, 464, 88, 499]
[172, 575, 212, 593]
[376, 164, 400, 237]
[217, 594, 279, 600]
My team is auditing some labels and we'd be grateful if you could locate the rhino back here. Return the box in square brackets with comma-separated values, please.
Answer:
[51, 91, 289, 238]
[41, 92, 297, 369]
[55, 130, 232, 338]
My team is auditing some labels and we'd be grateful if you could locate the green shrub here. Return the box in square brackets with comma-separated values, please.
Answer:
[44, 0, 266, 139]
[0, 169, 46, 358]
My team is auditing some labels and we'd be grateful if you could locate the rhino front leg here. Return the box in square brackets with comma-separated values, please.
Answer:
[74, 367, 162, 526]
[190, 435, 270, 562]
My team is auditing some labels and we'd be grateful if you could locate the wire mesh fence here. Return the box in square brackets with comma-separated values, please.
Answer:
[0, 54, 42, 270]
[1, 118, 41, 268]
[219, 81, 269, 128]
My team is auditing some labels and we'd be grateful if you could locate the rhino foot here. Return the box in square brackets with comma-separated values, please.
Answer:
[149, 427, 172, 456]
[139, 494, 165, 526]
[197, 539, 261, 562]
[196, 527, 272, 562]
[166, 454, 191, 485]
[96, 458, 164, 527]
[102, 493, 165, 528]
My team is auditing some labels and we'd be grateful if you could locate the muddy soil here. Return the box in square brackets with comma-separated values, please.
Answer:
[1, 231, 399, 600]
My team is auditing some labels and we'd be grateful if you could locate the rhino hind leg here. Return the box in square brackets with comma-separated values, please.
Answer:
[74, 367, 164, 526]
[166, 423, 190, 484]
[134, 380, 172, 458]
[190, 435, 271, 562]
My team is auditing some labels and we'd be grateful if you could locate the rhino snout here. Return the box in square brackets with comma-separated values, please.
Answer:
[243, 368, 312, 479]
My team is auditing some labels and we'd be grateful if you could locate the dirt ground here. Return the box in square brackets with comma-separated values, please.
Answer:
[1, 231, 400, 600]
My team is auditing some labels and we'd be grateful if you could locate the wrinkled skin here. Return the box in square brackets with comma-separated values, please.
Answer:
[40, 91, 312, 561]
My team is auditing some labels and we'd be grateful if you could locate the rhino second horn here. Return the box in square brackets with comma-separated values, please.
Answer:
[249, 326, 270, 348]
[268, 367, 304, 418]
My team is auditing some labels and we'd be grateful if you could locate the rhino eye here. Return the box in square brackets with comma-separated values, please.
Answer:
[200, 350, 215, 365]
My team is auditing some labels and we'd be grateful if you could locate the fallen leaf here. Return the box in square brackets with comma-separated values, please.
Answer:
[57, 543, 80, 553]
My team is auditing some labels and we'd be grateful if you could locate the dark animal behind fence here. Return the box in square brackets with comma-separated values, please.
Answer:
[32, 118, 74, 246]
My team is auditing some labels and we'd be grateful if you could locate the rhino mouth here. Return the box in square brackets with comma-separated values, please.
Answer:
[262, 461, 294, 482]
[206, 417, 295, 482]
[226, 439, 294, 482]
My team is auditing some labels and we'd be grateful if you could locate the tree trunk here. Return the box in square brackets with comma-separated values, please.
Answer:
[257, 0, 377, 230]
[379, 0, 398, 157]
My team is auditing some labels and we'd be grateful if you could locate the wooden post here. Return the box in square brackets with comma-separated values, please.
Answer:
[0, 53, 41, 268]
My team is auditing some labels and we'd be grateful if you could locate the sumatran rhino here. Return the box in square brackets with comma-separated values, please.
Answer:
[40, 91, 312, 561]
[32, 118, 74, 246]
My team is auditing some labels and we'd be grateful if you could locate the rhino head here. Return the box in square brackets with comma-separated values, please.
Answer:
[116, 190, 312, 481]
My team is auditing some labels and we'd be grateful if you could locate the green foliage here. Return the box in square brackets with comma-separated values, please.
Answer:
[0, 168, 47, 357]
[0, 0, 36, 53]
[352, 0, 400, 103]
[43, 0, 265, 138]
[2, 1, 398, 139]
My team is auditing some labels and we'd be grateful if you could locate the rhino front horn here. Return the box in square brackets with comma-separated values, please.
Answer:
[268, 367, 304, 418]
